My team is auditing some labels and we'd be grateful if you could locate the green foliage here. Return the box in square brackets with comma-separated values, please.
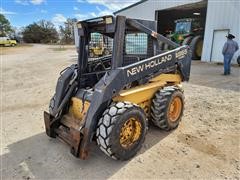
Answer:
[22, 20, 59, 43]
[0, 14, 13, 37]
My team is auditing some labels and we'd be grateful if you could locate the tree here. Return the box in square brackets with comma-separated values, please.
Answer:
[59, 18, 77, 44]
[9, 27, 24, 42]
[22, 20, 59, 43]
[0, 14, 13, 37]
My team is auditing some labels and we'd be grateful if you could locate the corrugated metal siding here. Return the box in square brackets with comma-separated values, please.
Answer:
[201, 0, 240, 62]
[115, 0, 240, 62]
[116, 0, 202, 20]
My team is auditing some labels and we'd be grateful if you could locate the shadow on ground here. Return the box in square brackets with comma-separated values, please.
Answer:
[2, 126, 170, 179]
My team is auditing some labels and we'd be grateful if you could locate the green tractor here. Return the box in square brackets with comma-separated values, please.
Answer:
[164, 18, 204, 60]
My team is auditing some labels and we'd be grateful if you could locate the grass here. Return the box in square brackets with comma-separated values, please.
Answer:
[16, 43, 33, 47]
[49, 45, 76, 52]
[0, 43, 34, 55]
[0, 43, 33, 48]
[50, 47, 67, 51]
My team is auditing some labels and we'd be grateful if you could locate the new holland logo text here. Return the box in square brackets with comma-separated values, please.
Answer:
[127, 54, 172, 77]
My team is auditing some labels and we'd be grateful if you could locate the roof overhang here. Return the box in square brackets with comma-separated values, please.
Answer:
[114, 0, 148, 15]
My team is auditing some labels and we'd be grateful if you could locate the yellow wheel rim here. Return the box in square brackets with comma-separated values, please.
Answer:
[168, 96, 182, 122]
[120, 117, 142, 148]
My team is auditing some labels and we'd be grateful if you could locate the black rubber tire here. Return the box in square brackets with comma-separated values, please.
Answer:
[49, 94, 56, 115]
[103, 49, 110, 56]
[158, 41, 164, 50]
[89, 50, 94, 58]
[151, 86, 184, 131]
[189, 35, 203, 60]
[96, 101, 147, 160]
[237, 56, 240, 66]
[163, 43, 170, 51]
[182, 36, 193, 45]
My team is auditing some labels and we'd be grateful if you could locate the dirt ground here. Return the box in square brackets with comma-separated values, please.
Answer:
[1, 44, 240, 179]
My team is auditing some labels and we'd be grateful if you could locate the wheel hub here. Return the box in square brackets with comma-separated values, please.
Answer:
[168, 97, 182, 122]
[120, 117, 141, 148]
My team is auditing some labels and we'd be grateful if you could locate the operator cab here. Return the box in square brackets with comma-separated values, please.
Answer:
[174, 18, 202, 35]
[76, 15, 158, 88]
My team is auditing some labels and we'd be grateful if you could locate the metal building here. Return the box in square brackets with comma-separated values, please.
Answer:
[114, 0, 240, 63]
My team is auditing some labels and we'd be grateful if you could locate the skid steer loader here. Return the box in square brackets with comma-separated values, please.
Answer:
[44, 15, 191, 160]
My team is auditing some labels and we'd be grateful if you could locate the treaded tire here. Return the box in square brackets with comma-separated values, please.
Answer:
[182, 36, 193, 45]
[49, 94, 56, 115]
[163, 43, 170, 50]
[103, 49, 110, 56]
[151, 86, 184, 131]
[158, 41, 164, 50]
[89, 50, 94, 58]
[189, 35, 203, 60]
[96, 101, 147, 160]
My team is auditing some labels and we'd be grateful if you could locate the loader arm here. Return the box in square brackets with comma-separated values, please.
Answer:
[79, 45, 191, 159]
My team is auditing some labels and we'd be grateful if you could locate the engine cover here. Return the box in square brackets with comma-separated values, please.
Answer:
[69, 97, 90, 121]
